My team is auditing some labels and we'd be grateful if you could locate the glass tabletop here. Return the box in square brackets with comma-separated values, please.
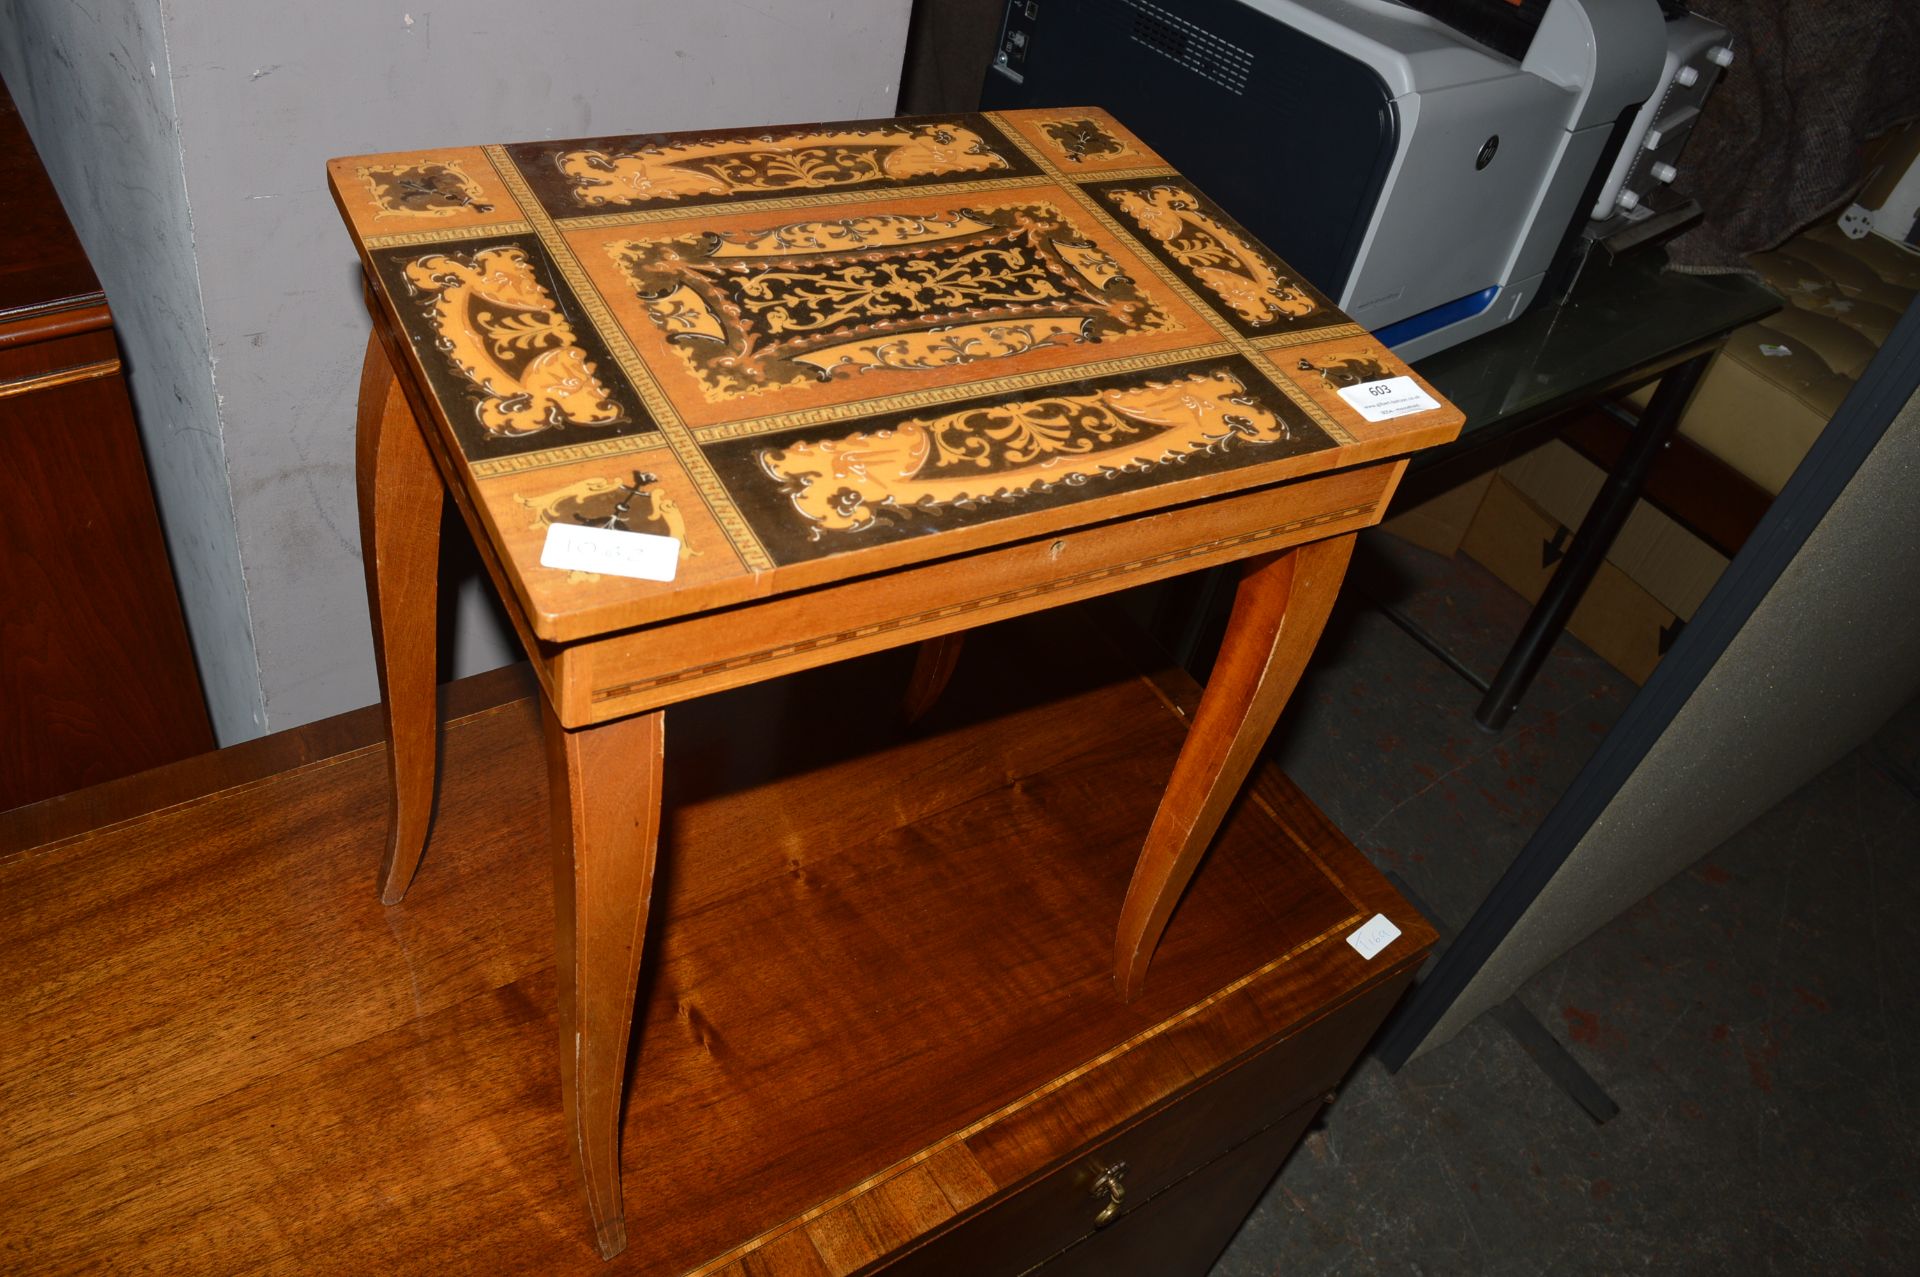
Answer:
[1411, 248, 1782, 457]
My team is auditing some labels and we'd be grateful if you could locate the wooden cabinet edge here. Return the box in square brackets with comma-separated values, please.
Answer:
[813, 961, 1423, 1277]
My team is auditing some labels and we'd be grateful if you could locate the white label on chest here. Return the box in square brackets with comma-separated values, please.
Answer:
[540, 523, 681, 582]
[1345, 913, 1402, 960]
[1336, 376, 1441, 423]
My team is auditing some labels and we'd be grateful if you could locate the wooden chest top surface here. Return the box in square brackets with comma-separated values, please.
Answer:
[329, 108, 1460, 641]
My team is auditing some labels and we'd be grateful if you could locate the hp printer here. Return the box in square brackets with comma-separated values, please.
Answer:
[984, 0, 1733, 358]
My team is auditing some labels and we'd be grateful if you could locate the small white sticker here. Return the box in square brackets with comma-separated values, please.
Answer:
[1336, 375, 1441, 422]
[1346, 913, 1402, 960]
[1758, 343, 1793, 358]
[540, 523, 680, 582]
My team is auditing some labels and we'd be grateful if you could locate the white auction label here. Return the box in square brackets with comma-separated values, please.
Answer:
[1345, 913, 1402, 960]
[1336, 375, 1441, 423]
[540, 523, 680, 582]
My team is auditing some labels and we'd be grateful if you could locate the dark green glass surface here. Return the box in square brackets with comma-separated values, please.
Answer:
[1411, 250, 1781, 456]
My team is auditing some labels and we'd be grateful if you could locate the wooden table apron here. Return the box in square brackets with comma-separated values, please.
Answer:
[337, 107, 1461, 1262]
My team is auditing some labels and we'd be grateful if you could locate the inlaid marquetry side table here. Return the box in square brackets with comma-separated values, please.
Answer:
[329, 107, 1461, 1261]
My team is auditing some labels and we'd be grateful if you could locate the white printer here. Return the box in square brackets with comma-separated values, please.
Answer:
[984, 0, 1732, 358]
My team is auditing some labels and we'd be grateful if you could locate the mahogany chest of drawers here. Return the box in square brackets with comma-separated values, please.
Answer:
[0, 76, 211, 809]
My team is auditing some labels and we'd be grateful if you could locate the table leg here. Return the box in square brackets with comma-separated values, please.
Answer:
[355, 332, 445, 905]
[1114, 534, 1355, 1001]
[901, 633, 966, 725]
[1473, 350, 1713, 731]
[544, 701, 666, 1261]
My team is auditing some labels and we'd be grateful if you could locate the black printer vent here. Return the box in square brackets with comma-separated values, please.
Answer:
[1119, 0, 1253, 94]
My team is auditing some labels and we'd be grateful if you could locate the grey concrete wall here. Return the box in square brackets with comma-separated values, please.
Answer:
[1418, 385, 1920, 1056]
[1, 0, 265, 741]
[6, 0, 913, 739]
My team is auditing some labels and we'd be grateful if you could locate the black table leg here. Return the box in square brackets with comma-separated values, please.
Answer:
[1473, 350, 1713, 730]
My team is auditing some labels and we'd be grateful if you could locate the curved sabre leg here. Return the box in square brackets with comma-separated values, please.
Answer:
[1114, 534, 1355, 1001]
[355, 331, 444, 905]
[901, 633, 967, 725]
[545, 702, 666, 1260]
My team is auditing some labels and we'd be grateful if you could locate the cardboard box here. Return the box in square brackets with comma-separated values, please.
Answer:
[1460, 476, 1686, 685]
[1499, 440, 1729, 623]
[1378, 471, 1494, 558]
[1392, 438, 1731, 684]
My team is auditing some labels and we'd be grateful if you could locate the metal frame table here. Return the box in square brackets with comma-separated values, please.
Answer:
[1404, 250, 1780, 728]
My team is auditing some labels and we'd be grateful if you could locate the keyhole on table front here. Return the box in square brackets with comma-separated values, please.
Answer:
[1050, 540, 1066, 560]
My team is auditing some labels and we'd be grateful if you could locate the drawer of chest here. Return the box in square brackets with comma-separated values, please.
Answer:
[877, 973, 1406, 1276]
[0, 324, 119, 391]
[1037, 1093, 1327, 1277]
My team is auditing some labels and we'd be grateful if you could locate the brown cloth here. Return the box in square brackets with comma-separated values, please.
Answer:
[897, 0, 1005, 116]
[1668, 0, 1920, 271]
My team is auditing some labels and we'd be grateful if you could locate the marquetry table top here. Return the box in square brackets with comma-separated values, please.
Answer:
[330, 108, 1461, 643]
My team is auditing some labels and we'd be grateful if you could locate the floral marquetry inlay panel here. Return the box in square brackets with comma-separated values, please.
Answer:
[405, 246, 621, 437]
[1040, 117, 1144, 166]
[331, 107, 1461, 633]
[755, 365, 1316, 540]
[1094, 178, 1342, 338]
[556, 122, 1010, 206]
[368, 234, 657, 463]
[503, 115, 1042, 218]
[359, 161, 495, 218]
[607, 202, 1177, 404]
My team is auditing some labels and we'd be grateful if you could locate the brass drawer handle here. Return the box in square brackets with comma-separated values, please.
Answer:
[1090, 1161, 1128, 1227]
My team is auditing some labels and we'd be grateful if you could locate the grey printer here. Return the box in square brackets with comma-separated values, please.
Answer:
[983, 0, 1733, 359]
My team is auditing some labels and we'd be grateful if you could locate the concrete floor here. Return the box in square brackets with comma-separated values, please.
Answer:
[1212, 532, 1920, 1276]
